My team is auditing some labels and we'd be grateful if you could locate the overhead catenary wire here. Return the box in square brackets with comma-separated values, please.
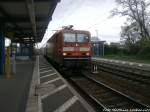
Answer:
[38, 0, 113, 48]
[86, 17, 109, 29]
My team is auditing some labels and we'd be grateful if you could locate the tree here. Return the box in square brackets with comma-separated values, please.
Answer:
[121, 22, 139, 44]
[111, 0, 150, 42]
[120, 23, 140, 54]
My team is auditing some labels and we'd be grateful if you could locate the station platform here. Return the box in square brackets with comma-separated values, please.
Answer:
[26, 56, 95, 112]
[0, 58, 34, 112]
[92, 57, 150, 70]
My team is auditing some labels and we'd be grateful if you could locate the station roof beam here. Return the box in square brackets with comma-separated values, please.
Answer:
[0, 0, 60, 43]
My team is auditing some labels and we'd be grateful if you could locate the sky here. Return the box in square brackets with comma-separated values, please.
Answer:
[38, 0, 127, 48]
[5, 37, 12, 47]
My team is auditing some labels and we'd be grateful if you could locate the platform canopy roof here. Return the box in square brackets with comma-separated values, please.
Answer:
[0, 0, 60, 44]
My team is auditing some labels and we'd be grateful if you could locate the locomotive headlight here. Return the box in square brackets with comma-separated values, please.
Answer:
[63, 52, 67, 56]
[86, 52, 90, 56]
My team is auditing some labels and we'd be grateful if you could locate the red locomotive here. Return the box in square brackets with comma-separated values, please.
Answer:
[45, 25, 92, 68]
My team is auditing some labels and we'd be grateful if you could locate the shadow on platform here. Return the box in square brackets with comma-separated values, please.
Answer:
[0, 59, 34, 112]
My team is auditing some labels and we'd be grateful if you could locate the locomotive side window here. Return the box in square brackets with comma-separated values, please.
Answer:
[77, 34, 89, 42]
[64, 33, 76, 42]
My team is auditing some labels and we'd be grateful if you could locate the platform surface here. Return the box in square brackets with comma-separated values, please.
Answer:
[92, 57, 150, 69]
[26, 56, 95, 112]
[0, 59, 34, 112]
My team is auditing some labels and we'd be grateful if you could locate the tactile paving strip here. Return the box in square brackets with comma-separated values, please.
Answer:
[37, 56, 94, 112]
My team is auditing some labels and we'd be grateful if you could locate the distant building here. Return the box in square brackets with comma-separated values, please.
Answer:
[91, 36, 105, 57]
[91, 36, 99, 41]
[110, 42, 120, 46]
[110, 42, 124, 49]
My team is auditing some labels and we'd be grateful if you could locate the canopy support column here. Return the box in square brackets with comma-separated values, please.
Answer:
[0, 20, 5, 75]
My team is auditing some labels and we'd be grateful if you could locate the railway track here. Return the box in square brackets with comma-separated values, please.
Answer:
[71, 75, 150, 112]
[92, 59, 150, 72]
[92, 60, 150, 86]
[46, 58, 150, 111]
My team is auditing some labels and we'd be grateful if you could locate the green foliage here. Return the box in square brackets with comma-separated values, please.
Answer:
[110, 0, 150, 58]
[104, 44, 122, 55]
[104, 40, 150, 59]
[137, 40, 150, 58]
[103, 54, 150, 64]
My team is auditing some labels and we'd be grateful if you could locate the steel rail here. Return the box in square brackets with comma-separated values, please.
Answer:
[84, 75, 150, 109]
[97, 64, 150, 86]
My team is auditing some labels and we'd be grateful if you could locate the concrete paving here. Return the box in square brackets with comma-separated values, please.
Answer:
[26, 56, 95, 112]
[92, 57, 150, 70]
[0, 59, 34, 112]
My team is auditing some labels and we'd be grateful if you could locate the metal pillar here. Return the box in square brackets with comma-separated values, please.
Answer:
[102, 42, 104, 56]
[10, 42, 12, 57]
[20, 43, 25, 56]
[5, 47, 11, 79]
[29, 44, 33, 58]
[0, 21, 5, 75]
[11, 42, 16, 74]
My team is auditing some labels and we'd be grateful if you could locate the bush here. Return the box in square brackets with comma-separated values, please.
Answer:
[138, 41, 150, 59]
[104, 44, 122, 55]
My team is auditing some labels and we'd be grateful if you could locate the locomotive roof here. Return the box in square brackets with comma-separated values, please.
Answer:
[47, 29, 90, 42]
[61, 29, 90, 34]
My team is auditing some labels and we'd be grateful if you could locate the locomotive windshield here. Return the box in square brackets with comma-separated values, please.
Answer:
[77, 34, 89, 42]
[64, 33, 89, 43]
[64, 33, 76, 42]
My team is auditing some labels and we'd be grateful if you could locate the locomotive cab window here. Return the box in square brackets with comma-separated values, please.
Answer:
[77, 34, 89, 43]
[64, 33, 76, 42]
